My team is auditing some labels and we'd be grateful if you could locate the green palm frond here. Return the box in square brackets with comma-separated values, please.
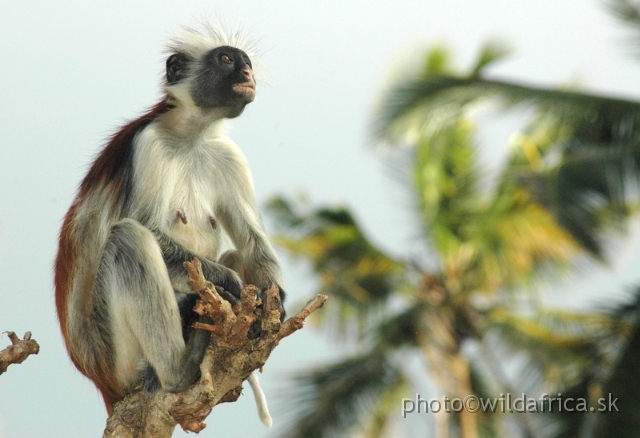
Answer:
[373, 304, 424, 349]
[607, 0, 640, 58]
[267, 196, 406, 336]
[510, 289, 640, 438]
[270, 31, 640, 436]
[486, 309, 608, 392]
[374, 74, 640, 142]
[410, 126, 578, 294]
[504, 108, 640, 255]
[590, 286, 640, 437]
[453, 189, 578, 293]
[360, 373, 410, 438]
[422, 44, 452, 76]
[592, 324, 640, 437]
[375, 44, 640, 257]
[470, 40, 512, 78]
[277, 349, 403, 438]
[412, 118, 480, 236]
[466, 359, 502, 438]
[407, 107, 578, 294]
[518, 147, 637, 255]
[607, 0, 640, 27]
[535, 379, 598, 438]
[481, 309, 615, 438]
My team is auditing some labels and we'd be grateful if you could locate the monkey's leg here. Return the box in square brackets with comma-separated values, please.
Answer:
[96, 218, 209, 394]
[141, 291, 213, 393]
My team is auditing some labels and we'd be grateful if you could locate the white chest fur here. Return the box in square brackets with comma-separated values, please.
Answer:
[130, 121, 244, 260]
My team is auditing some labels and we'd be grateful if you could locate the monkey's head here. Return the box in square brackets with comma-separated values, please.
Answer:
[165, 24, 258, 119]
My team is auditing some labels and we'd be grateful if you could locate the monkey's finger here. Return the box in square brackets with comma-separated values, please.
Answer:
[216, 286, 240, 305]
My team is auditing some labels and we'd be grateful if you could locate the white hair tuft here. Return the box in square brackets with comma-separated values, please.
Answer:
[166, 18, 258, 64]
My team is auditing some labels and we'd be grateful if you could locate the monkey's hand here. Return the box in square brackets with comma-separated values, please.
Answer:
[248, 274, 286, 321]
[266, 283, 286, 321]
[203, 264, 244, 304]
[246, 282, 286, 340]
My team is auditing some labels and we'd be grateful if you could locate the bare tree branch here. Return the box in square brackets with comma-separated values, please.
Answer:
[103, 258, 327, 438]
[0, 331, 40, 376]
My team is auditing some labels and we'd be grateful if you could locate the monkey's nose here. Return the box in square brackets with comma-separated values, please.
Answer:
[241, 68, 253, 80]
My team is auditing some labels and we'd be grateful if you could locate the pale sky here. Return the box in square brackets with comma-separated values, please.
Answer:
[2, 1, 640, 437]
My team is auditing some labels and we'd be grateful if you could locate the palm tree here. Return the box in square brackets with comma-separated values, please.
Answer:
[268, 2, 640, 436]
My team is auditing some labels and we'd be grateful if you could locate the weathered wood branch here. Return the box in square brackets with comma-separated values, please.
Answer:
[0, 331, 40, 376]
[103, 258, 327, 438]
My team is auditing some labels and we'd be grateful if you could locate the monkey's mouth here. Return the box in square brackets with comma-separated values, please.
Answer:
[232, 82, 256, 100]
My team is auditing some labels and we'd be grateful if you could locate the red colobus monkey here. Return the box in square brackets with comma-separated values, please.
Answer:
[54, 24, 284, 426]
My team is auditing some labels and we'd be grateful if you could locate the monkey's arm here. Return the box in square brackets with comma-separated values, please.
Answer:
[215, 174, 284, 296]
[153, 230, 243, 299]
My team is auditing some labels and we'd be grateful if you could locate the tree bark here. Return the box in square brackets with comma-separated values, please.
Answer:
[103, 258, 327, 438]
[419, 280, 478, 438]
[0, 331, 39, 375]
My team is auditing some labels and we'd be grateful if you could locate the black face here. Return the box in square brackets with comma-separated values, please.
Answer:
[166, 46, 255, 118]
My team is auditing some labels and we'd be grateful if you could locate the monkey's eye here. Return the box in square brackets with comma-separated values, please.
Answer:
[219, 53, 233, 64]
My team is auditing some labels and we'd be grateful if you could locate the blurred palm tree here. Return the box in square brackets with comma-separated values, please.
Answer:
[268, 1, 640, 436]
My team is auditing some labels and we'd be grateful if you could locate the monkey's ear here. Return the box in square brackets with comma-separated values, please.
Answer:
[166, 54, 190, 85]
